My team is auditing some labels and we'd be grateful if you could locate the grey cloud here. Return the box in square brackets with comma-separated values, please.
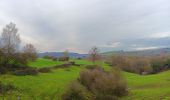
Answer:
[0, 0, 170, 53]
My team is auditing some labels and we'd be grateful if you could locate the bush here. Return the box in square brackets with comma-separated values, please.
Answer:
[70, 61, 82, 66]
[43, 55, 58, 61]
[73, 64, 81, 66]
[85, 65, 101, 70]
[13, 68, 38, 76]
[52, 57, 58, 61]
[0, 82, 16, 94]
[149, 56, 167, 73]
[63, 67, 128, 100]
[38, 68, 51, 73]
[62, 82, 93, 100]
[0, 66, 8, 74]
[43, 55, 52, 59]
[125, 57, 152, 74]
[79, 67, 128, 99]
[107, 55, 153, 74]
[69, 61, 75, 65]
[58, 57, 69, 61]
[54, 62, 73, 68]
[77, 58, 82, 60]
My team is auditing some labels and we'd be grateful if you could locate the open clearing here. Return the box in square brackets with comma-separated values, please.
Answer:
[0, 58, 170, 100]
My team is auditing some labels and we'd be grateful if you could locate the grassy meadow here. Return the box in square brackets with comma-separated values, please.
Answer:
[28, 58, 64, 68]
[0, 58, 170, 100]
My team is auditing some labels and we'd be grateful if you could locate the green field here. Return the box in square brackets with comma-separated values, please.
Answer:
[122, 71, 170, 100]
[1, 58, 170, 100]
[29, 58, 64, 68]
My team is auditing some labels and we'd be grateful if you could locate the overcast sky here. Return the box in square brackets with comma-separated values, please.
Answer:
[0, 0, 170, 53]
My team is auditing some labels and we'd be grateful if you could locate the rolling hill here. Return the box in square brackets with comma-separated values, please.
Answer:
[38, 52, 88, 58]
[102, 48, 170, 56]
[1, 58, 170, 99]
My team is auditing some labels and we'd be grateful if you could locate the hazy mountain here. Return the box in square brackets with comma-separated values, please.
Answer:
[38, 52, 88, 58]
[102, 48, 170, 56]
[39, 48, 170, 58]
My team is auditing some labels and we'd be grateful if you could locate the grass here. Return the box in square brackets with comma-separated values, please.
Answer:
[0, 67, 81, 100]
[1, 58, 170, 99]
[121, 71, 170, 100]
[70, 59, 93, 65]
[71, 59, 111, 70]
[28, 58, 64, 68]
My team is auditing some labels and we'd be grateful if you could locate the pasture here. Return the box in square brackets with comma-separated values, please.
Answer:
[0, 58, 170, 100]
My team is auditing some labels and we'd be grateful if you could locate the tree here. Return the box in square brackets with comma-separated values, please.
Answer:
[0, 22, 37, 67]
[0, 48, 4, 65]
[88, 47, 100, 64]
[23, 44, 37, 61]
[0, 22, 21, 66]
[0, 22, 20, 54]
[63, 50, 69, 57]
[59, 50, 69, 62]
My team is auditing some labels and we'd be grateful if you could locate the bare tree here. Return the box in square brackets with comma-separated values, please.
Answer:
[59, 50, 70, 62]
[0, 22, 20, 54]
[0, 48, 4, 65]
[63, 50, 69, 58]
[88, 47, 100, 64]
[23, 44, 37, 61]
[0, 22, 37, 67]
[0, 22, 21, 66]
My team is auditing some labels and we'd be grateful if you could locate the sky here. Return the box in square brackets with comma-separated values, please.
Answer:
[0, 0, 170, 53]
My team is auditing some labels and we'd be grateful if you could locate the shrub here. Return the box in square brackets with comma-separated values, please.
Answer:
[85, 65, 101, 70]
[79, 67, 128, 99]
[43, 55, 58, 61]
[13, 68, 38, 76]
[0, 66, 8, 74]
[38, 68, 51, 73]
[62, 82, 93, 100]
[65, 69, 71, 71]
[43, 55, 51, 59]
[0, 82, 16, 94]
[126, 57, 152, 74]
[70, 61, 82, 66]
[69, 61, 75, 65]
[52, 57, 58, 61]
[73, 64, 81, 66]
[54, 62, 73, 68]
[149, 56, 167, 73]
[108, 55, 153, 74]
[63, 67, 128, 100]
[58, 57, 69, 62]
[77, 58, 82, 60]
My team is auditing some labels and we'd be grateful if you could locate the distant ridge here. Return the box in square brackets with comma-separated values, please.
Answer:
[39, 48, 170, 58]
[38, 52, 88, 58]
[102, 48, 170, 56]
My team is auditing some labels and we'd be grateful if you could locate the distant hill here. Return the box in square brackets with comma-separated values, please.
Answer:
[38, 52, 88, 58]
[102, 48, 170, 56]
[39, 48, 170, 58]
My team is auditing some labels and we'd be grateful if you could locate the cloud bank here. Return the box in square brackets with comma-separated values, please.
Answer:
[0, 0, 170, 53]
